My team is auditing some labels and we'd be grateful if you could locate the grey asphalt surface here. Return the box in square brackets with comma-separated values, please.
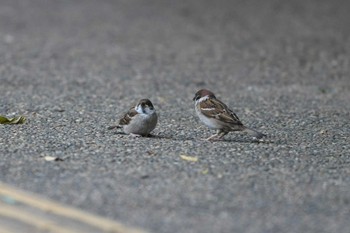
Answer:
[1, 0, 350, 232]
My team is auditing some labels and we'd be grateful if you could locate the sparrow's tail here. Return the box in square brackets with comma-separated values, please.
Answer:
[107, 125, 122, 130]
[243, 127, 266, 139]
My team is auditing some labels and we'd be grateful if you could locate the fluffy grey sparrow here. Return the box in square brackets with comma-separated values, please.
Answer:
[193, 89, 266, 141]
[116, 99, 158, 137]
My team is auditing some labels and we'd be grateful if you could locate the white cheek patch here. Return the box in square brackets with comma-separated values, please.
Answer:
[135, 105, 143, 114]
[196, 96, 209, 104]
[136, 105, 155, 115]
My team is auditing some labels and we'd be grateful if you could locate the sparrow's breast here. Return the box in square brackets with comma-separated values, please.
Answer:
[123, 112, 157, 135]
[195, 105, 221, 129]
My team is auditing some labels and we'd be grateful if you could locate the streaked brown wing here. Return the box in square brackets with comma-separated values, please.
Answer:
[119, 107, 138, 125]
[199, 98, 243, 125]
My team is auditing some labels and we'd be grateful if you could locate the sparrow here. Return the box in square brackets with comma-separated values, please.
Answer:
[193, 89, 266, 141]
[114, 99, 158, 137]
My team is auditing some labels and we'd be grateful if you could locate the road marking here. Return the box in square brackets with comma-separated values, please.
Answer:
[0, 226, 14, 233]
[0, 204, 74, 233]
[0, 183, 148, 233]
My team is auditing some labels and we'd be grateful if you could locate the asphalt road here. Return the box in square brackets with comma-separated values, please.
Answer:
[1, 0, 350, 232]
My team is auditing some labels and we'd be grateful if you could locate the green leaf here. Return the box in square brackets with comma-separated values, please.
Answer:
[0, 115, 26, 124]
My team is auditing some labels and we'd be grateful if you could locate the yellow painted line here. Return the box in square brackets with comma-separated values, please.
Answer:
[0, 226, 14, 233]
[0, 183, 148, 233]
[0, 204, 74, 233]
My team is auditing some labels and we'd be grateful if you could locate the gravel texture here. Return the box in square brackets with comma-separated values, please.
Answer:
[1, 0, 350, 232]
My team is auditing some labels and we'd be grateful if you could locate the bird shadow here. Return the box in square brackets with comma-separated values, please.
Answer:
[107, 127, 277, 144]
[218, 137, 275, 144]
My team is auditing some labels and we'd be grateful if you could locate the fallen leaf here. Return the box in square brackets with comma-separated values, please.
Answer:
[0, 115, 26, 124]
[180, 155, 198, 162]
[201, 168, 209, 174]
[157, 96, 166, 104]
[44, 156, 64, 162]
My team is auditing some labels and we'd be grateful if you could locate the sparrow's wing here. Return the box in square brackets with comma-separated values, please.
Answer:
[119, 107, 138, 125]
[199, 98, 243, 126]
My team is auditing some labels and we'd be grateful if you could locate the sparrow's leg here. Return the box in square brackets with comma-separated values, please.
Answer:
[205, 134, 218, 141]
[204, 130, 221, 141]
[216, 130, 228, 139]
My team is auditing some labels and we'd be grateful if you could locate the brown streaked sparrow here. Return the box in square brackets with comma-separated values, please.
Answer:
[193, 89, 266, 141]
[116, 99, 158, 137]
